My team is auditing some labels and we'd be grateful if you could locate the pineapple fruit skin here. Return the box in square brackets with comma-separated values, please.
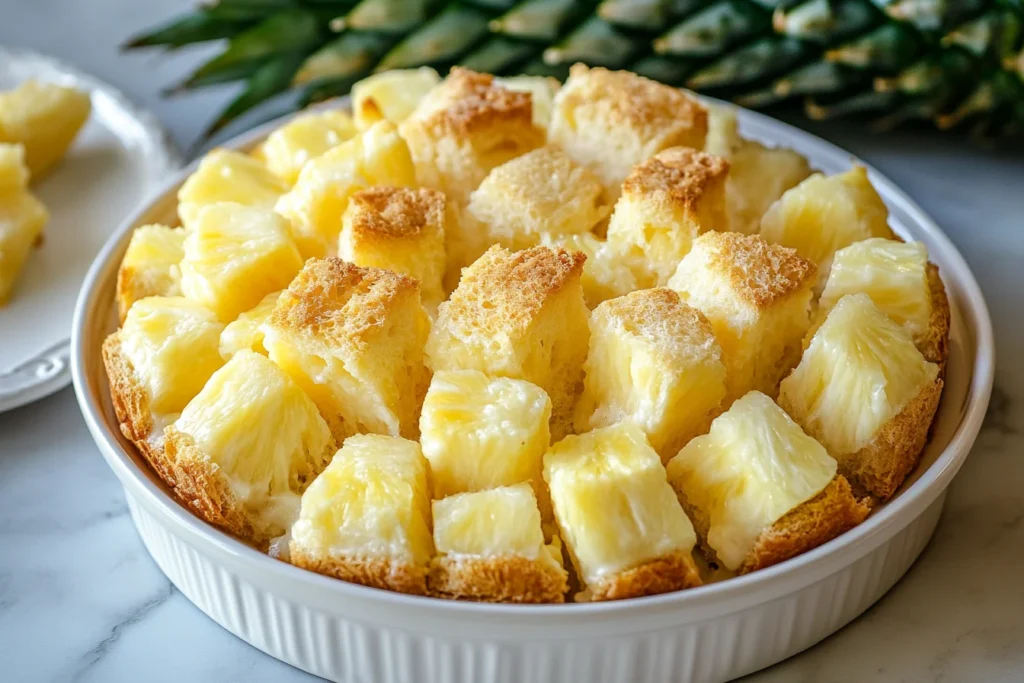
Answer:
[290, 434, 433, 595]
[176, 149, 287, 230]
[539, 232, 637, 309]
[0, 80, 90, 179]
[259, 109, 357, 185]
[219, 289, 282, 360]
[0, 172, 48, 305]
[116, 224, 185, 323]
[428, 484, 568, 603]
[352, 67, 441, 131]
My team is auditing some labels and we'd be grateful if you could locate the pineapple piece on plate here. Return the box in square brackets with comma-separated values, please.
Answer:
[352, 67, 442, 130]
[263, 257, 432, 444]
[495, 76, 561, 130]
[668, 232, 816, 404]
[575, 289, 726, 461]
[429, 484, 568, 603]
[177, 149, 287, 230]
[0, 143, 29, 192]
[539, 232, 637, 309]
[0, 80, 90, 178]
[178, 202, 302, 322]
[426, 245, 589, 441]
[167, 350, 335, 546]
[116, 224, 185, 323]
[607, 147, 730, 288]
[219, 289, 282, 360]
[548, 65, 707, 199]
[779, 294, 943, 500]
[817, 238, 950, 367]
[289, 433, 433, 594]
[543, 423, 701, 601]
[667, 391, 868, 572]
[419, 370, 551, 504]
[339, 186, 448, 312]
[275, 120, 416, 259]
[258, 109, 357, 185]
[0, 177, 48, 305]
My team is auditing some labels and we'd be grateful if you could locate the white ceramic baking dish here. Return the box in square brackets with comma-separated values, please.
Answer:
[71, 101, 994, 683]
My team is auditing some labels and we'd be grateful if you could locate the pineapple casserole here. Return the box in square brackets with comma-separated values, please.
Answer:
[104, 66, 949, 603]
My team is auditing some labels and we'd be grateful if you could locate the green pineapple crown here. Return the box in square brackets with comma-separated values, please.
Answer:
[125, 0, 1024, 141]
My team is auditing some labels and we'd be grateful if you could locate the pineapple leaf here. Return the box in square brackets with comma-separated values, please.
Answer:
[544, 15, 639, 68]
[166, 55, 275, 94]
[774, 0, 881, 44]
[122, 11, 251, 49]
[490, 0, 584, 41]
[205, 0, 305, 21]
[656, 0, 772, 58]
[824, 22, 923, 71]
[688, 36, 809, 89]
[294, 31, 395, 86]
[338, 0, 443, 33]
[375, 4, 491, 71]
[200, 51, 308, 140]
[461, 36, 538, 72]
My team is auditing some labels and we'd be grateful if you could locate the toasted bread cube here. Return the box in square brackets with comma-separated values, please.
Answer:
[289, 434, 433, 594]
[258, 109, 357, 185]
[0, 80, 90, 178]
[263, 257, 431, 444]
[219, 289, 282, 360]
[779, 294, 942, 500]
[575, 289, 726, 461]
[543, 423, 700, 601]
[667, 391, 868, 572]
[166, 350, 335, 546]
[548, 65, 708, 198]
[495, 76, 561, 130]
[668, 232, 816, 403]
[539, 232, 637, 309]
[339, 186, 448, 311]
[0, 143, 28, 192]
[0, 186, 47, 304]
[178, 203, 302, 322]
[352, 67, 441, 130]
[116, 224, 185, 323]
[426, 245, 589, 440]
[607, 147, 729, 287]
[177, 149, 287, 230]
[275, 120, 416, 259]
[429, 484, 568, 603]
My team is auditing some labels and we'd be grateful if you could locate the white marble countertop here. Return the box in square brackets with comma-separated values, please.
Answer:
[1, 2, 1023, 681]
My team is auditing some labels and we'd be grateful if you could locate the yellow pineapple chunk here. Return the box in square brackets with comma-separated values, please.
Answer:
[259, 109, 357, 185]
[429, 484, 568, 603]
[275, 120, 416, 259]
[575, 289, 726, 461]
[667, 232, 816, 404]
[426, 245, 589, 440]
[177, 149, 287, 230]
[0, 143, 28, 192]
[725, 141, 812, 234]
[779, 294, 942, 500]
[352, 67, 442, 130]
[219, 289, 282, 360]
[607, 147, 730, 287]
[0, 182, 47, 304]
[178, 202, 302, 322]
[667, 391, 866, 572]
[495, 75, 560, 129]
[289, 434, 433, 594]
[539, 232, 637, 309]
[0, 80, 90, 178]
[263, 258, 432, 444]
[167, 350, 335, 546]
[116, 224, 185, 323]
[703, 104, 742, 158]
[543, 423, 700, 601]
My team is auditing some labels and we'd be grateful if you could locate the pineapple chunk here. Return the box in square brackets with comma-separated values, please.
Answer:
[0, 183, 47, 304]
[263, 258, 432, 444]
[219, 289, 282, 360]
[339, 186, 448, 311]
[606, 147, 730, 287]
[352, 67, 441, 130]
[289, 434, 433, 594]
[667, 232, 816, 404]
[177, 149, 287, 230]
[426, 245, 589, 440]
[0, 143, 28, 192]
[495, 76, 561, 129]
[116, 224, 185, 323]
[666, 391, 866, 572]
[778, 294, 942, 500]
[429, 484, 568, 603]
[178, 203, 302, 322]
[575, 288, 726, 461]
[275, 120, 416, 259]
[725, 141, 812, 234]
[259, 109, 357, 185]
[0, 80, 90, 178]
[167, 350, 335, 546]
[543, 423, 700, 601]
[419, 370, 551, 504]
[759, 166, 895, 275]
[548, 65, 707, 198]
[539, 232, 637, 309]
[703, 104, 742, 158]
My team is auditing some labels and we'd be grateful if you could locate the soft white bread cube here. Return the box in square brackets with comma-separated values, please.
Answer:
[779, 294, 942, 501]
[426, 245, 589, 441]
[543, 423, 701, 601]
[575, 288, 726, 461]
[667, 391, 869, 572]
[218, 289, 282, 360]
[258, 109, 357, 185]
[289, 434, 433, 595]
[539, 232, 637, 309]
[262, 257, 432, 444]
[668, 231, 816, 404]
[116, 224, 185, 323]
[548, 64, 708, 198]
[429, 484, 568, 603]
[607, 146, 729, 287]
[177, 149, 287, 230]
[352, 67, 441, 131]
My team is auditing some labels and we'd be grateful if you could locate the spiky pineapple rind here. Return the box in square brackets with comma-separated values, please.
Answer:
[428, 555, 568, 603]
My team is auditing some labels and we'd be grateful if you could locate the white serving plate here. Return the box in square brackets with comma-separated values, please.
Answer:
[0, 46, 179, 412]
[71, 101, 994, 683]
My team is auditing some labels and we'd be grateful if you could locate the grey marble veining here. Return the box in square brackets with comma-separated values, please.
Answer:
[1, 1, 1023, 681]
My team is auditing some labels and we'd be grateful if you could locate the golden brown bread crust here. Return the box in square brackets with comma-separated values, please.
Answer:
[588, 550, 702, 602]
[621, 147, 729, 209]
[290, 545, 428, 595]
[427, 555, 568, 603]
[414, 68, 536, 140]
[346, 186, 445, 241]
[695, 232, 817, 310]
[922, 263, 951, 372]
[595, 287, 715, 347]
